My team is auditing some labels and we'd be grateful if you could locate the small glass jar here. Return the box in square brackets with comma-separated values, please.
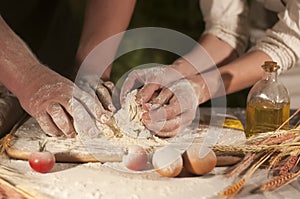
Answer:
[245, 61, 290, 137]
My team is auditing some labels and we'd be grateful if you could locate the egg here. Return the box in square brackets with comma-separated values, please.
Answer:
[122, 145, 148, 171]
[182, 143, 217, 175]
[152, 146, 183, 177]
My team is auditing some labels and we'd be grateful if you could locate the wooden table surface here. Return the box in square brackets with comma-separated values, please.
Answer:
[1, 108, 300, 199]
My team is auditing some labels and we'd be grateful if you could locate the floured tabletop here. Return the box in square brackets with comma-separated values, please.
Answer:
[1, 158, 300, 199]
[6, 115, 245, 163]
[2, 108, 300, 199]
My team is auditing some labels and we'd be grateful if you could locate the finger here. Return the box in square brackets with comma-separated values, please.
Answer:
[46, 103, 76, 138]
[142, 102, 161, 112]
[111, 85, 121, 111]
[142, 99, 181, 121]
[136, 83, 160, 104]
[73, 86, 111, 124]
[103, 81, 115, 93]
[76, 78, 96, 97]
[120, 75, 137, 105]
[143, 115, 180, 134]
[149, 87, 173, 105]
[66, 98, 103, 138]
[36, 113, 63, 137]
[96, 84, 115, 112]
[120, 70, 144, 105]
[156, 130, 178, 138]
[144, 112, 194, 137]
[103, 81, 116, 111]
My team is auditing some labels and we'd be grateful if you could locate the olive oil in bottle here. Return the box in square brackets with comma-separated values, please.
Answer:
[245, 61, 290, 137]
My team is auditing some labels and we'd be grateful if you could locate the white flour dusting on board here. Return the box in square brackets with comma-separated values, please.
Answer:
[114, 89, 152, 139]
[96, 89, 168, 150]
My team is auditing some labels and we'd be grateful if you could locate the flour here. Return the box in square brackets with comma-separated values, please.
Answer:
[114, 89, 152, 139]
[95, 89, 167, 152]
[0, 159, 234, 199]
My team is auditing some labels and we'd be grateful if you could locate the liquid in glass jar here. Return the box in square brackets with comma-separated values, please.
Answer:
[245, 61, 290, 137]
[245, 102, 290, 137]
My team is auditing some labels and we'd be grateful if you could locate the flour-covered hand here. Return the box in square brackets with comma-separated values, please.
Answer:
[76, 75, 116, 112]
[19, 65, 110, 138]
[0, 16, 108, 138]
[142, 74, 210, 137]
[120, 65, 184, 106]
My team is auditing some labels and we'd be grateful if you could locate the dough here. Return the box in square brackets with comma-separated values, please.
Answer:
[113, 89, 152, 139]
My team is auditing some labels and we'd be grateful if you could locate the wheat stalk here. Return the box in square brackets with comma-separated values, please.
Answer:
[213, 144, 280, 154]
[219, 108, 300, 198]
[246, 129, 300, 145]
[225, 153, 255, 177]
[268, 152, 283, 171]
[221, 152, 273, 198]
[276, 108, 300, 131]
[279, 155, 299, 175]
[219, 178, 246, 198]
[258, 170, 300, 192]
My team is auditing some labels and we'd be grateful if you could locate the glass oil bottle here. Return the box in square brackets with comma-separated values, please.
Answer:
[245, 61, 290, 137]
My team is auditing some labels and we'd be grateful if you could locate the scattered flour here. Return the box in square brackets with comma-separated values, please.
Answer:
[0, 159, 234, 199]
[113, 89, 152, 139]
[96, 89, 168, 151]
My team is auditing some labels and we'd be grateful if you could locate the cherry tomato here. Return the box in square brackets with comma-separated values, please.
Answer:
[28, 151, 55, 173]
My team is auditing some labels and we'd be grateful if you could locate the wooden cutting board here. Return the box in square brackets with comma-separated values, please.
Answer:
[5, 114, 246, 163]
[6, 117, 124, 162]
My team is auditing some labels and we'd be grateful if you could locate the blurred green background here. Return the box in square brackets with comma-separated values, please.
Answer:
[0, 0, 248, 107]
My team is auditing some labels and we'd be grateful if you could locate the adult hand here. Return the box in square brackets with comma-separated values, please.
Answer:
[120, 65, 184, 106]
[142, 73, 218, 137]
[18, 65, 111, 138]
[141, 76, 201, 137]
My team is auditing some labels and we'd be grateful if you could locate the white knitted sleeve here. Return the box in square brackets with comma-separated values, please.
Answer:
[200, 0, 249, 56]
[250, 0, 300, 73]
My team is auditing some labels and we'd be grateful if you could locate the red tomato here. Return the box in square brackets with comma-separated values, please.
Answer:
[28, 151, 55, 173]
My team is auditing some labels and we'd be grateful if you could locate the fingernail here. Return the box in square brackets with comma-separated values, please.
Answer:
[108, 104, 116, 112]
[150, 103, 161, 111]
[88, 128, 99, 138]
[100, 113, 111, 124]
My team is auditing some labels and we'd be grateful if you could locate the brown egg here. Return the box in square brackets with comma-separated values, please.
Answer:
[152, 146, 183, 177]
[183, 144, 217, 175]
[122, 145, 148, 171]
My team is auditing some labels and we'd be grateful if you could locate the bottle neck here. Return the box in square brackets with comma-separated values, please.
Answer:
[264, 71, 277, 82]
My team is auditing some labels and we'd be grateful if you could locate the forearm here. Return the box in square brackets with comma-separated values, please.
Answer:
[186, 51, 271, 105]
[173, 33, 238, 77]
[0, 16, 41, 97]
[171, 0, 248, 78]
[219, 50, 271, 95]
[76, 0, 136, 80]
[250, 0, 300, 73]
